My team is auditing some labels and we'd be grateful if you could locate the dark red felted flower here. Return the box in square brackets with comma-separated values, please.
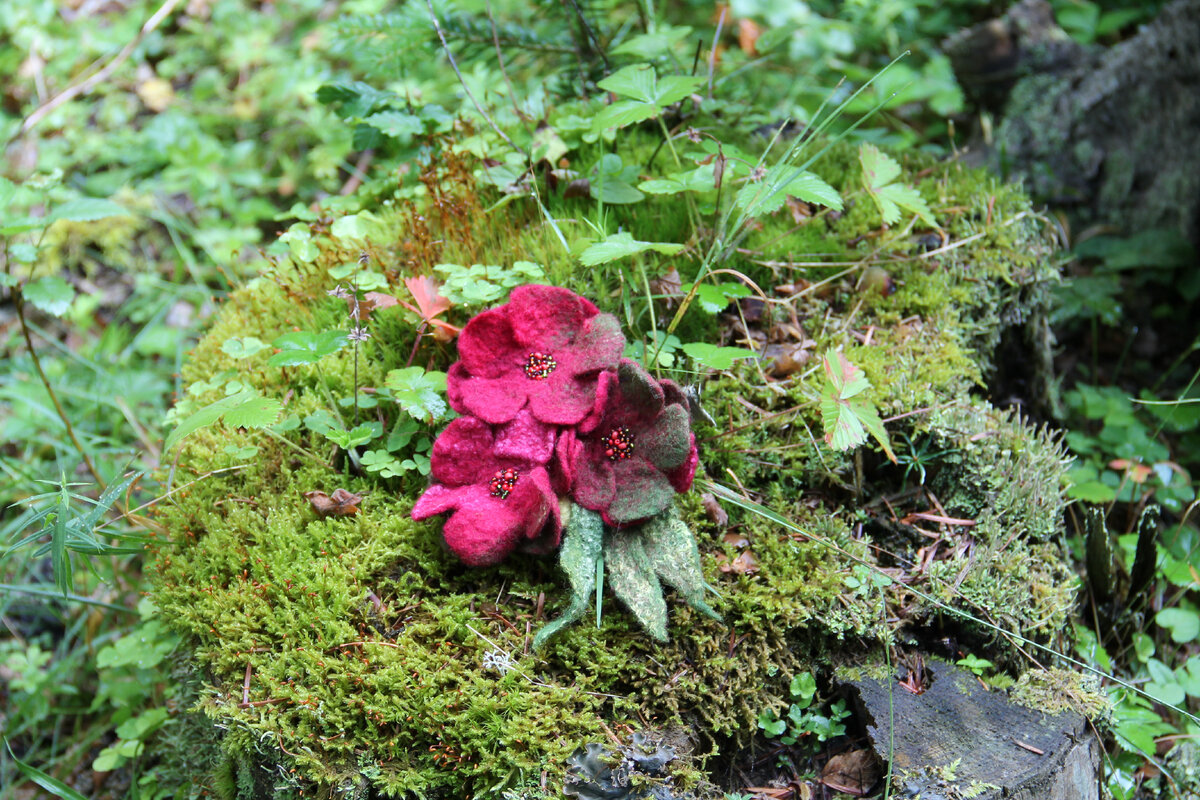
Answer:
[565, 359, 695, 526]
[446, 285, 625, 426]
[412, 415, 560, 566]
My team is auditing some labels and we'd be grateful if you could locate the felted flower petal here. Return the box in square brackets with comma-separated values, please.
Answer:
[636, 403, 691, 470]
[493, 407, 557, 465]
[661, 379, 688, 413]
[528, 371, 602, 425]
[430, 416, 497, 486]
[456, 307, 525, 378]
[604, 458, 676, 525]
[577, 369, 618, 435]
[519, 469, 562, 554]
[411, 483, 473, 520]
[441, 494, 526, 566]
[667, 434, 699, 493]
[508, 285, 593, 351]
[569, 439, 617, 512]
[567, 314, 626, 374]
[551, 428, 577, 495]
[447, 362, 529, 424]
[616, 358, 665, 414]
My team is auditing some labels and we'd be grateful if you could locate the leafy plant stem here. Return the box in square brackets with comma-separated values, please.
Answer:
[11, 288, 107, 492]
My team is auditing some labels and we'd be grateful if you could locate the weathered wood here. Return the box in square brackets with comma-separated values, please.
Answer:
[844, 658, 1099, 800]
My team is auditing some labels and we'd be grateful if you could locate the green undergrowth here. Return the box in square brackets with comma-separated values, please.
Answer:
[149, 132, 1075, 797]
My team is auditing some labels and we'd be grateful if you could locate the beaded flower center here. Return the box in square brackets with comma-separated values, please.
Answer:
[489, 468, 520, 499]
[523, 352, 557, 380]
[603, 427, 635, 461]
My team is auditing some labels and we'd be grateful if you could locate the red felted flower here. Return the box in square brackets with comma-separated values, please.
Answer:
[565, 359, 695, 526]
[412, 415, 560, 566]
[446, 285, 625, 426]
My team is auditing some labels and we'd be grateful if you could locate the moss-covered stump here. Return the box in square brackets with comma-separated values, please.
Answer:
[149, 136, 1088, 797]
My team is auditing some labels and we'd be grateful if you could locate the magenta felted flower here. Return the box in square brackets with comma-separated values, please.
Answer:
[446, 285, 625, 426]
[411, 414, 560, 566]
[565, 359, 695, 526]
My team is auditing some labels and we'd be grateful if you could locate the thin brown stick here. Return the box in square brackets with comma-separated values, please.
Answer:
[12, 288, 106, 489]
[18, 0, 184, 137]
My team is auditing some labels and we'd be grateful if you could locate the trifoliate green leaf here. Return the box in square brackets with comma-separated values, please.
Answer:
[682, 342, 759, 370]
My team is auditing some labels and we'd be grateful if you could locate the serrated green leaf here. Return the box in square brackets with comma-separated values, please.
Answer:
[46, 197, 130, 224]
[220, 336, 267, 359]
[384, 367, 448, 422]
[639, 512, 721, 621]
[736, 169, 843, 215]
[534, 506, 605, 650]
[860, 144, 936, 227]
[324, 422, 382, 449]
[222, 396, 283, 430]
[23, 276, 75, 316]
[682, 342, 759, 370]
[268, 330, 349, 367]
[819, 350, 896, 461]
[639, 164, 716, 195]
[163, 390, 258, 453]
[592, 66, 703, 132]
[579, 232, 684, 266]
[604, 531, 668, 641]
[364, 110, 424, 141]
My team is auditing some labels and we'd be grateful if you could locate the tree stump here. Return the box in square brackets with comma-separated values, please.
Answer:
[844, 658, 1100, 800]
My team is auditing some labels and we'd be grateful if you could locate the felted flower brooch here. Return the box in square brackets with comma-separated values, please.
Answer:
[412, 284, 719, 644]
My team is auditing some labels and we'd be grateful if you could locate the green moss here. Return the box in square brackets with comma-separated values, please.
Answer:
[1010, 668, 1111, 721]
[150, 134, 1076, 796]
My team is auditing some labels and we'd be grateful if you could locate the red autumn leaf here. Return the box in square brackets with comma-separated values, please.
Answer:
[399, 276, 460, 340]
[354, 291, 399, 321]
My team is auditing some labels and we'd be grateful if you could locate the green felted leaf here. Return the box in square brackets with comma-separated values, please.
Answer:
[604, 531, 668, 641]
[534, 505, 604, 650]
[639, 511, 721, 622]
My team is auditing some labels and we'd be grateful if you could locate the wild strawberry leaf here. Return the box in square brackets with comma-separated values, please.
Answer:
[818, 350, 896, 462]
[735, 169, 843, 215]
[859, 144, 936, 227]
[164, 390, 280, 453]
[221, 396, 283, 430]
[592, 65, 704, 133]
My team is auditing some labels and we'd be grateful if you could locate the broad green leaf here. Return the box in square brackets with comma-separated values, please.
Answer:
[330, 210, 383, 243]
[639, 512, 721, 621]
[639, 164, 716, 195]
[611, 25, 692, 58]
[278, 223, 319, 263]
[735, 170, 843, 215]
[604, 530, 668, 641]
[222, 396, 283, 430]
[0, 274, 16, 288]
[0, 176, 16, 211]
[860, 144, 936, 227]
[268, 330, 349, 367]
[534, 506, 605, 649]
[1156, 607, 1200, 643]
[592, 65, 703, 132]
[23, 276, 75, 316]
[220, 336, 267, 359]
[579, 232, 684, 266]
[682, 342, 759, 370]
[683, 281, 752, 314]
[324, 422, 382, 449]
[364, 110, 424, 141]
[46, 197, 130, 224]
[384, 367, 448, 422]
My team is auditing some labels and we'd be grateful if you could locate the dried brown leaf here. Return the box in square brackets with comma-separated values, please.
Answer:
[305, 488, 363, 517]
